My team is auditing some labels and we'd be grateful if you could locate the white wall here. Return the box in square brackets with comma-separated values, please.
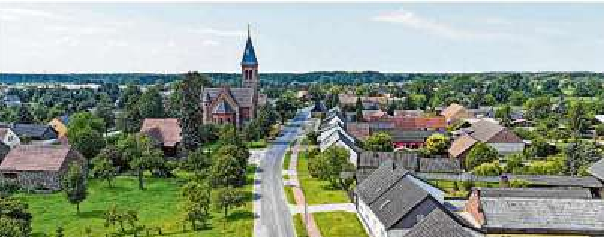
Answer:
[488, 142, 524, 155]
[358, 199, 388, 237]
[2, 129, 20, 148]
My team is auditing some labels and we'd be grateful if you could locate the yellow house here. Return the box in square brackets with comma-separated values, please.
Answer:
[48, 115, 69, 138]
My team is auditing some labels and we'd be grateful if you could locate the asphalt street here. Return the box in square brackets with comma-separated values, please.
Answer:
[254, 108, 310, 237]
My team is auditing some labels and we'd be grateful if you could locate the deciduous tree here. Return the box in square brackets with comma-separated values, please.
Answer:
[62, 163, 87, 214]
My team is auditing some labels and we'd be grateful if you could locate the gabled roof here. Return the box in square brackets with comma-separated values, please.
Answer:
[140, 118, 182, 147]
[203, 87, 254, 107]
[441, 103, 467, 119]
[11, 124, 57, 139]
[448, 135, 477, 158]
[320, 130, 361, 153]
[213, 100, 235, 113]
[473, 187, 593, 199]
[369, 176, 429, 228]
[0, 145, 78, 171]
[469, 120, 504, 142]
[356, 160, 409, 205]
[405, 208, 480, 237]
[588, 159, 604, 181]
[419, 158, 461, 173]
[480, 197, 604, 234]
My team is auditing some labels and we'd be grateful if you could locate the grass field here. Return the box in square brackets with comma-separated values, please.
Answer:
[293, 214, 309, 237]
[283, 150, 292, 170]
[16, 168, 256, 237]
[297, 151, 349, 205]
[284, 186, 296, 204]
[314, 212, 368, 237]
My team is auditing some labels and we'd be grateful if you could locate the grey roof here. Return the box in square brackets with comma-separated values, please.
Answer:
[369, 177, 430, 229]
[202, 87, 254, 107]
[358, 151, 418, 171]
[384, 130, 439, 142]
[11, 124, 57, 139]
[469, 120, 504, 142]
[405, 208, 481, 237]
[356, 160, 409, 205]
[588, 159, 604, 181]
[213, 100, 234, 113]
[481, 197, 604, 233]
[474, 187, 592, 199]
[419, 158, 461, 173]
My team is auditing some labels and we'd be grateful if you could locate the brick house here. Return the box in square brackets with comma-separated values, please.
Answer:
[0, 145, 85, 191]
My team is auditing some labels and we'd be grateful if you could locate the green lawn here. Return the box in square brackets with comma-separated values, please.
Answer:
[16, 169, 256, 237]
[283, 150, 292, 170]
[246, 139, 268, 149]
[297, 151, 349, 205]
[284, 186, 296, 204]
[293, 214, 309, 237]
[314, 212, 368, 237]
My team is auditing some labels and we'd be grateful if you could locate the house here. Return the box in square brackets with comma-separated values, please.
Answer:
[11, 124, 58, 141]
[362, 110, 387, 122]
[463, 187, 604, 236]
[355, 161, 479, 237]
[140, 118, 182, 156]
[393, 110, 423, 117]
[0, 145, 85, 190]
[320, 130, 363, 165]
[48, 115, 70, 138]
[449, 120, 524, 162]
[384, 117, 447, 131]
[201, 28, 263, 129]
[311, 100, 328, 117]
[321, 114, 345, 128]
[467, 106, 495, 118]
[441, 103, 472, 125]
[318, 125, 354, 143]
[0, 127, 20, 148]
[588, 159, 604, 196]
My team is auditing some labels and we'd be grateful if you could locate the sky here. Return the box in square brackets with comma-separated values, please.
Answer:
[0, 2, 603, 73]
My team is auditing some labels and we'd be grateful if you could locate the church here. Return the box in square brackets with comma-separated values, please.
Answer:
[201, 27, 266, 128]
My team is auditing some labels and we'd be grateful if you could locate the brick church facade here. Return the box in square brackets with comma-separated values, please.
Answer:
[201, 27, 265, 128]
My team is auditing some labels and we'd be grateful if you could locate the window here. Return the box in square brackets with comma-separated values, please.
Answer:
[4, 173, 17, 179]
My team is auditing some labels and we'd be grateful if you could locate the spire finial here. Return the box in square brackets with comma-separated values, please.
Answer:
[247, 23, 251, 38]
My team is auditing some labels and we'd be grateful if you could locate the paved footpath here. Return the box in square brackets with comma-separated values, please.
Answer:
[287, 139, 323, 237]
[289, 203, 356, 214]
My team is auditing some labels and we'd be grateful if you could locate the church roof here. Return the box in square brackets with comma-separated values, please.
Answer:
[241, 29, 258, 66]
[203, 87, 254, 107]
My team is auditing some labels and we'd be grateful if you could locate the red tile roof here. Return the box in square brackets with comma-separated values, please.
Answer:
[140, 118, 182, 147]
[0, 145, 76, 171]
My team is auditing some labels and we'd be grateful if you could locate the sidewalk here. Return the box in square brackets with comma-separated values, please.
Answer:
[289, 203, 356, 214]
[287, 138, 322, 237]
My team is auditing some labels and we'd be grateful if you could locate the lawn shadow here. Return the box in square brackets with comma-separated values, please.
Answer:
[227, 210, 255, 221]
[77, 209, 106, 219]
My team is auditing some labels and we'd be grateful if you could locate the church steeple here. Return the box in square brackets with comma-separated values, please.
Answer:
[241, 24, 258, 66]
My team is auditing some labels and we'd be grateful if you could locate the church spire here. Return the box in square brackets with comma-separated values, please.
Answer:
[241, 24, 258, 66]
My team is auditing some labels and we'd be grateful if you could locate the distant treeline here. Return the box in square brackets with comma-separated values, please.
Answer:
[1, 71, 602, 85]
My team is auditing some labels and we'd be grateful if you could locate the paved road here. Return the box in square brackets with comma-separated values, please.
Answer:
[254, 108, 310, 237]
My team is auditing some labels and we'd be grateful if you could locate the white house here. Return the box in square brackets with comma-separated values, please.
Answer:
[0, 127, 20, 148]
[354, 161, 478, 237]
[320, 130, 363, 166]
[319, 125, 354, 143]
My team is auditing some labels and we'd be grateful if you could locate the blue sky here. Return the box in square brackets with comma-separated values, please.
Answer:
[1, 3, 603, 73]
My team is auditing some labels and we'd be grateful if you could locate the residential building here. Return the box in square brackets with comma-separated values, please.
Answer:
[441, 103, 472, 125]
[11, 124, 59, 141]
[2, 94, 21, 107]
[140, 118, 182, 156]
[0, 145, 85, 190]
[449, 120, 524, 163]
[319, 130, 362, 165]
[463, 187, 604, 236]
[48, 115, 70, 138]
[355, 161, 479, 237]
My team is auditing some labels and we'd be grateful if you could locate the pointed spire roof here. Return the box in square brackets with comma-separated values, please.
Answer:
[241, 24, 258, 66]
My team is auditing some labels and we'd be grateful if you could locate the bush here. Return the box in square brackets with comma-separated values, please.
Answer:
[509, 179, 529, 188]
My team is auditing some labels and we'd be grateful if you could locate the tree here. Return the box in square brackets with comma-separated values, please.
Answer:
[495, 104, 512, 127]
[464, 142, 498, 170]
[181, 181, 211, 230]
[0, 197, 32, 237]
[424, 134, 450, 156]
[181, 148, 212, 179]
[130, 135, 164, 190]
[68, 112, 106, 134]
[119, 99, 142, 133]
[211, 145, 247, 187]
[17, 105, 34, 124]
[138, 86, 165, 119]
[317, 146, 355, 189]
[355, 97, 363, 121]
[472, 161, 503, 176]
[179, 72, 209, 151]
[95, 94, 115, 132]
[362, 133, 394, 152]
[503, 153, 524, 174]
[91, 149, 118, 188]
[214, 187, 245, 230]
[70, 127, 106, 159]
[62, 163, 87, 214]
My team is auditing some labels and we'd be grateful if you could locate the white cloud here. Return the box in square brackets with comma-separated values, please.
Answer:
[0, 8, 66, 21]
